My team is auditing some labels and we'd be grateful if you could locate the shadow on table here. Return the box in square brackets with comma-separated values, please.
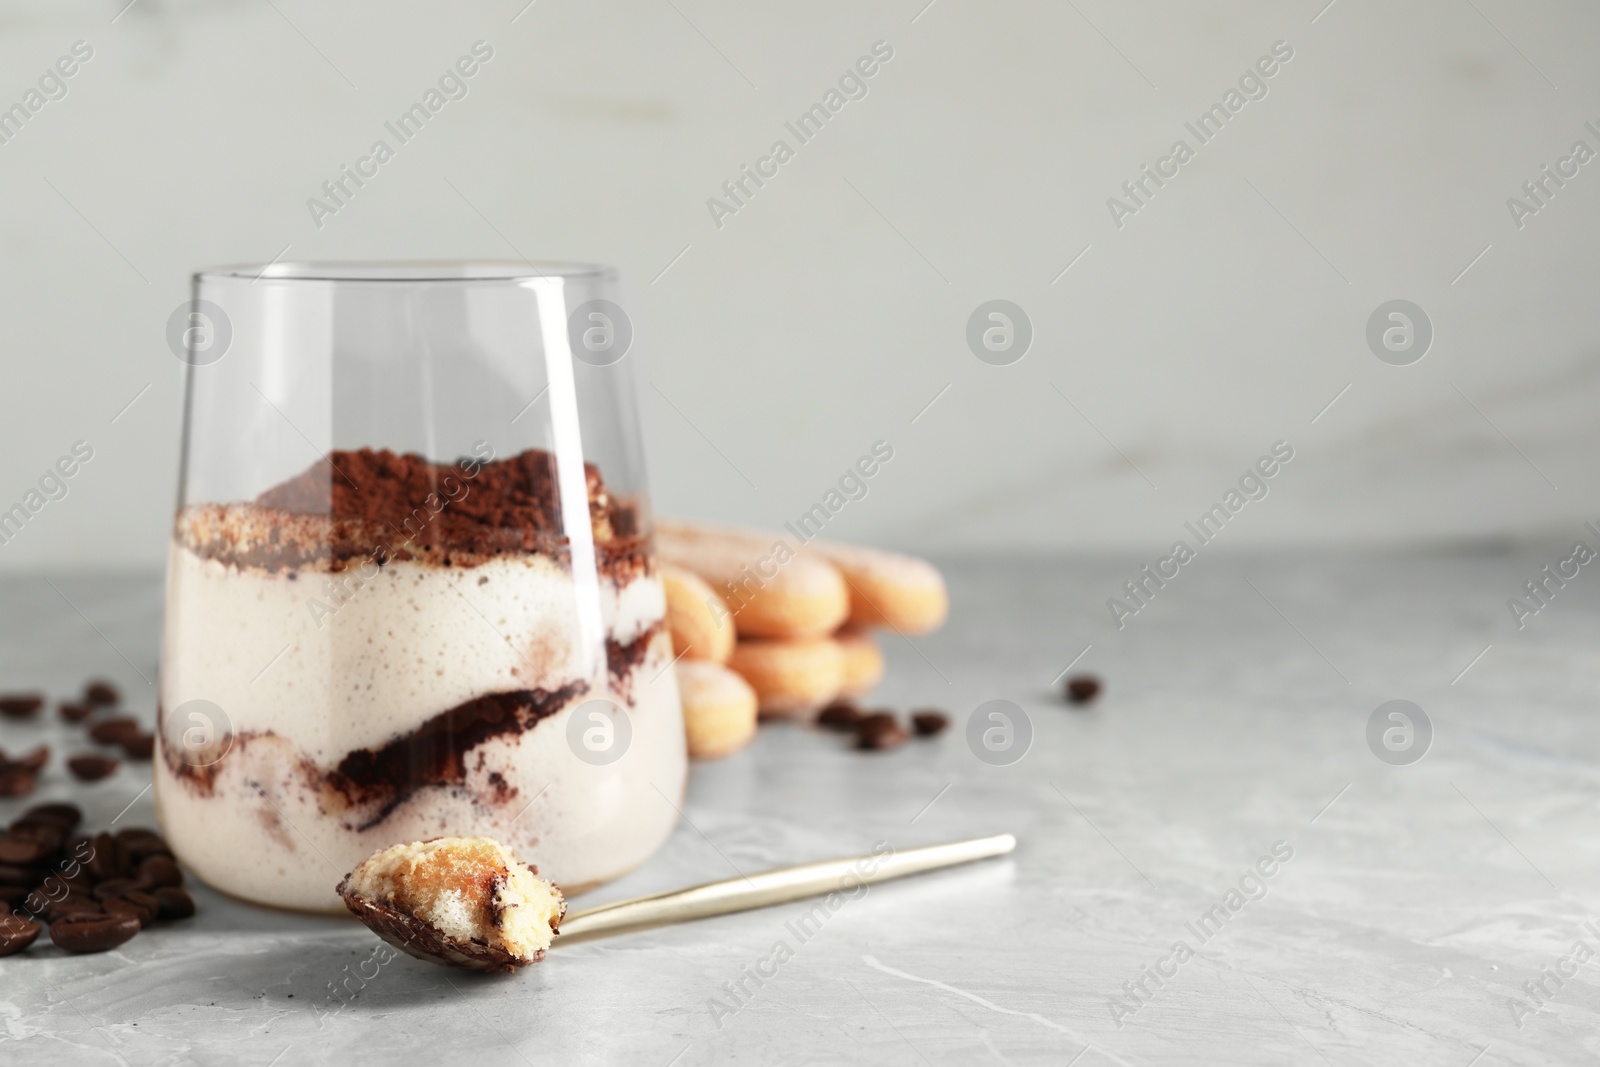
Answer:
[238, 936, 550, 1017]
[174, 880, 549, 1014]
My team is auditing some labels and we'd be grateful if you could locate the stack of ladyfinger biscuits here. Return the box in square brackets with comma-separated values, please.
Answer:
[658, 518, 948, 760]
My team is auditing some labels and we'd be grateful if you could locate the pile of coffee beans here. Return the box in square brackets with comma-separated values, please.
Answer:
[0, 678, 193, 955]
[0, 802, 194, 956]
[0, 680, 156, 795]
[816, 700, 948, 752]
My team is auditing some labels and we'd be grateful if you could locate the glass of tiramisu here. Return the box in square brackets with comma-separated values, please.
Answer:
[157, 262, 685, 913]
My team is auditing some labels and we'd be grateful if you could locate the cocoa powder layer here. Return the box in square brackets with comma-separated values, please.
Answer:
[175, 447, 650, 579]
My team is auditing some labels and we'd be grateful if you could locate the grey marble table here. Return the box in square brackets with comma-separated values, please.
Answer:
[2, 552, 1598, 1066]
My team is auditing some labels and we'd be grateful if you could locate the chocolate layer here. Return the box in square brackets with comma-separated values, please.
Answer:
[607, 620, 665, 684]
[160, 681, 586, 829]
[329, 682, 585, 830]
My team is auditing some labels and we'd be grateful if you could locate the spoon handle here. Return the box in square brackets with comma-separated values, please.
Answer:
[557, 833, 1016, 944]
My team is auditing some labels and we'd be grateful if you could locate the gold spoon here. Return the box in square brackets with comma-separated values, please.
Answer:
[561, 832, 1016, 944]
[344, 833, 1016, 971]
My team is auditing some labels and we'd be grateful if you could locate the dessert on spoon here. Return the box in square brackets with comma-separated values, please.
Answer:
[338, 837, 565, 972]
[338, 832, 1016, 971]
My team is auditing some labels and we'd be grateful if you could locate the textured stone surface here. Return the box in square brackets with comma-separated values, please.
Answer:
[1, 553, 1596, 1065]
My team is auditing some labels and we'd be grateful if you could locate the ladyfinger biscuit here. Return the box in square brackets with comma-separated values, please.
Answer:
[677, 660, 758, 760]
[725, 636, 846, 718]
[808, 540, 948, 635]
[661, 563, 734, 663]
[836, 628, 884, 698]
[655, 519, 849, 640]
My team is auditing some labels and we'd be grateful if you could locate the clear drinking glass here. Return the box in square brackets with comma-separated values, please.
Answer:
[156, 262, 684, 913]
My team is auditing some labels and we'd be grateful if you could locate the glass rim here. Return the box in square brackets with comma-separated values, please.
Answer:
[195, 260, 615, 284]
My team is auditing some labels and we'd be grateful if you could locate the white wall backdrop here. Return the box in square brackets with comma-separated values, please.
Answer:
[1, 0, 1598, 570]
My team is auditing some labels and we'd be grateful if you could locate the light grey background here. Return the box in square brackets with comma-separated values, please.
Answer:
[1, 0, 1597, 571]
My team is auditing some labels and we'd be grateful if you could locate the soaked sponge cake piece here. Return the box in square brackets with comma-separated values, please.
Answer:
[338, 837, 564, 970]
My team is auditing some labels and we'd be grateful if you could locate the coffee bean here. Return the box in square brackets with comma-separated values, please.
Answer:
[127, 890, 163, 922]
[33, 873, 76, 904]
[58, 868, 92, 893]
[0, 916, 42, 957]
[1065, 675, 1102, 705]
[816, 701, 863, 731]
[0, 768, 36, 797]
[103, 890, 160, 927]
[55, 866, 97, 894]
[64, 835, 95, 865]
[153, 886, 195, 921]
[58, 701, 93, 723]
[18, 889, 51, 917]
[13, 745, 49, 772]
[855, 712, 909, 751]
[0, 864, 42, 887]
[13, 835, 61, 863]
[20, 803, 81, 831]
[84, 832, 122, 881]
[84, 681, 120, 707]
[7, 821, 64, 853]
[44, 895, 103, 923]
[0, 885, 29, 907]
[911, 711, 949, 736]
[0, 836, 52, 866]
[119, 732, 154, 761]
[89, 718, 141, 744]
[68, 755, 119, 782]
[137, 855, 182, 889]
[92, 878, 141, 901]
[51, 913, 140, 953]
[0, 694, 44, 720]
[116, 829, 172, 861]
